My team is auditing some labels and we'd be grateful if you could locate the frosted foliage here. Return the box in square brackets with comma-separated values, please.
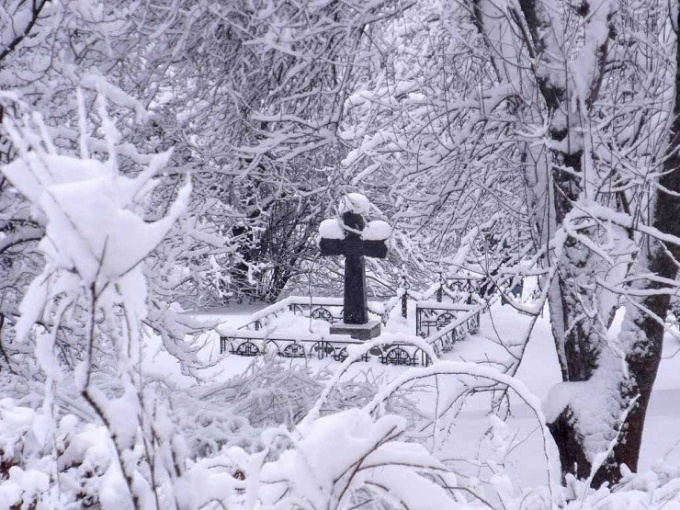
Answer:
[0, 109, 193, 509]
[319, 218, 344, 239]
[362, 220, 391, 240]
[2, 119, 191, 339]
[0, 399, 36, 460]
[0, 399, 129, 509]
[256, 408, 463, 510]
[3, 398, 680, 510]
[2, 151, 189, 289]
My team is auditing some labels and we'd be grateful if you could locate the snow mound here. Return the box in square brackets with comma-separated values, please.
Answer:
[340, 192, 371, 214]
[319, 218, 344, 239]
[362, 220, 391, 240]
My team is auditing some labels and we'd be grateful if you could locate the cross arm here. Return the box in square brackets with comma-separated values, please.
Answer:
[362, 240, 388, 259]
[319, 238, 344, 256]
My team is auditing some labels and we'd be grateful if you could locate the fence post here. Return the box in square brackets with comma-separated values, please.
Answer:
[400, 270, 410, 318]
[436, 270, 444, 302]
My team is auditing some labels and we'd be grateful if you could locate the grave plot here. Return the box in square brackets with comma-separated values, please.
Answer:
[216, 294, 484, 366]
[216, 194, 491, 366]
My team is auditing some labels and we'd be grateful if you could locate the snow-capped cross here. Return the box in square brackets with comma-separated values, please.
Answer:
[319, 194, 391, 332]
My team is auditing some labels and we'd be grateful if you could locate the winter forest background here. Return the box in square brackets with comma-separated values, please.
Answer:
[3, 0, 680, 508]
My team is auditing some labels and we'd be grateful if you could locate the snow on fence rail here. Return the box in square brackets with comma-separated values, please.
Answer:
[416, 301, 481, 337]
[235, 296, 389, 331]
[218, 298, 484, 366]
[420, 307, 482, 359]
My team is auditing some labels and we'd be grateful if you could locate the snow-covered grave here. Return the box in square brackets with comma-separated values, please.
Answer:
[216, 294, 482, 366]
[215, 193, 484, 365]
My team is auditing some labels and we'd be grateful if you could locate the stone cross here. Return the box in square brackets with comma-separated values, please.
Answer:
[319, 194, 390, 327]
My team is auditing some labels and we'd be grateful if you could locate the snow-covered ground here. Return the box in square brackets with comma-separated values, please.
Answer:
[479, 303, 680, 475]
[182, 298, 680, 489]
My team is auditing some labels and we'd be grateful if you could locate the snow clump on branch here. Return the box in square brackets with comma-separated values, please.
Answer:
[2, 113, 191, 342]
[340, 192, 372, 214]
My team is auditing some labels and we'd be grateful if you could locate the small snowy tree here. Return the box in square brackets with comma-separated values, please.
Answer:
[0, 0, 156, 377]
[0, 98, 192, 508]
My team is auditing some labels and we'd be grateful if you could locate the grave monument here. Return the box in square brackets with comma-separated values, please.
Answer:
[319, 193, 391, 340]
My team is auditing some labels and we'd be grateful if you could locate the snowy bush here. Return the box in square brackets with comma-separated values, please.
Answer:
[176, 354, 422, 460]
[0, 99, 193, 508]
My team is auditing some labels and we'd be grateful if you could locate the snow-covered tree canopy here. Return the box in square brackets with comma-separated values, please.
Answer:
[3, 0, 680, 508]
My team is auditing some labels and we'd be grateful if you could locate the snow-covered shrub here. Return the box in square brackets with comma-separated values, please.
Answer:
[0, 399, 51, 509]
[174, 407, 467, 510]
[253, 408, 462, 510]
[175, 354, 422, 459]
[0, 398, 129, 509]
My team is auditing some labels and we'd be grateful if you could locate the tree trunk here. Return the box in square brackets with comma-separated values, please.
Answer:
[592, 9, 680, 483]
[546, 165, 610, 484]
[475, 0, 674, 485]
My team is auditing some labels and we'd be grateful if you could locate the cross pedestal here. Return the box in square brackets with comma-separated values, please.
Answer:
[329, 320, 382, 340]
[319, 204, 390, 340]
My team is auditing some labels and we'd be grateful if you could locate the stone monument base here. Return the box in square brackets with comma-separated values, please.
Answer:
[330, 320, 381, 341]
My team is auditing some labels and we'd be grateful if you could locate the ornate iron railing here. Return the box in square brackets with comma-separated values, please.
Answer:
[420, 307, 482, 360]
[218, 290, 484, 366]
[219, 329, 433, 366]
[220, 304, 482, 367]
[415, 301, 481, 337]
[220, 331, 369, 362]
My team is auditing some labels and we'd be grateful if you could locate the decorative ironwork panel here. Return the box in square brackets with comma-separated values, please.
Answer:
[311, 307, 334, 323]
[468, 313, 480, 333]
[435, 312, 455, 329]
[233, 341, 260, 357]
[432, 340, 442, 355]
[311, 341, 335, 359]
[382, 347, 414, 366]
[334, 347, 349, 362]
[280, 343, 306, 358]
[415, 349, 431, 367]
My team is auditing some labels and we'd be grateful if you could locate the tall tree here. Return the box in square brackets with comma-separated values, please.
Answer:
[347, 0, 680, 486]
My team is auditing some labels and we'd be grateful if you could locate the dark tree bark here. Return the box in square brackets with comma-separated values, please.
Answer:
[507, 0, 665, 486]
[590, 4, 680, 485]
[510, 0, 611, 484]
